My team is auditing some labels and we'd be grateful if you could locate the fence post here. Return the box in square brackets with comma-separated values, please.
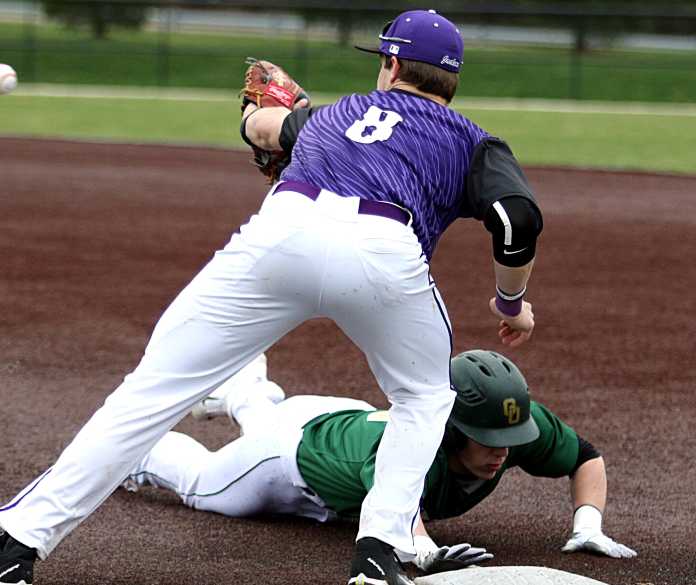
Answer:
[570, 18, 586, 100]
[156, 2, 171, 87]
[22, 0, 37, 82]
[296, 17, 308, 87]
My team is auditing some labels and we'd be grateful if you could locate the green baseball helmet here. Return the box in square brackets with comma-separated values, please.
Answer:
[446, 350, 540, 448]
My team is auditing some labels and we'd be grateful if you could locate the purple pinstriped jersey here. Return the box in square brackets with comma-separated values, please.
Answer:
[281, 89, 489, 260]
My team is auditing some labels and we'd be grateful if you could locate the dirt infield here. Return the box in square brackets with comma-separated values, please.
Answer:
[1, 137, 694, 585]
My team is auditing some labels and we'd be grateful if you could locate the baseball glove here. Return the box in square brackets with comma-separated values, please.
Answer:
[241, 57, 310, 111]
[241, 58, 310, 182]
[249, 146, 289, 183]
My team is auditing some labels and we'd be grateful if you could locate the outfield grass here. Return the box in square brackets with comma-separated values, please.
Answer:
[1, 20, 696, 102]
[0, 94, 240, 145]
[466, 108, 696, 173]
[1, 92, 694, 174]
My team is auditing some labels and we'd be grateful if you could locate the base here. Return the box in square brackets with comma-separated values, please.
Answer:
[414, 566, 610, 585]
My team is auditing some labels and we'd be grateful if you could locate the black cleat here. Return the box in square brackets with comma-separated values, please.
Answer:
[0, 530, 36, 585]
[348, 537, 414, 585]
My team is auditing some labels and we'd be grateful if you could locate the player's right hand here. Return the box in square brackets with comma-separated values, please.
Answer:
[562, 531, 637, 559]
[488, 298, 534, 347]
[414, 543, 493, 574]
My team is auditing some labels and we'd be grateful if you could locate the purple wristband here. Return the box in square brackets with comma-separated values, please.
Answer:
[495, 294, 523, 317]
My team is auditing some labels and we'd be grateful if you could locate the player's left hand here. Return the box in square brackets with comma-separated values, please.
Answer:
[488, 298, 534, 347]
[240, 58, 310, 184]
[562, 530, 637, 559]
[414, 543, 494, 574]
[241, 57, 310, 111]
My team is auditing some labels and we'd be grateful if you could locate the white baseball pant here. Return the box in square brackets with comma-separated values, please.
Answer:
[125, 378, 374, 521]
[0, 185, 455, 558]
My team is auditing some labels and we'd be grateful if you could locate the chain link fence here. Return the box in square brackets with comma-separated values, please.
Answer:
[1, 0, 695, 101]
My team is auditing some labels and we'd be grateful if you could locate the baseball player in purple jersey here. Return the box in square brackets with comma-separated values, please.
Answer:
[0, 10, 542, 585]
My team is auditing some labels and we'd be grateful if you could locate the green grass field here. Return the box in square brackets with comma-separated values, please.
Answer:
[468, 108, 696, 173]
[1, 92, 695, 174]
[2, 20, 696, 102]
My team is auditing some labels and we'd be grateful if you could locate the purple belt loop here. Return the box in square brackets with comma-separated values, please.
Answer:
[274, 180, 321, 200]
[358, 199, 410, 226]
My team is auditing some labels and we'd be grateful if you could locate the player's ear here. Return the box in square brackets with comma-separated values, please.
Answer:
[389, 56, 401, 83]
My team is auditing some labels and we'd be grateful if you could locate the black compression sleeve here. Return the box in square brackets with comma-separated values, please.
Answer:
[279, 107, 317, 153]
[464, 137, 536, 219]
[239, 111, 258, 148]
[483, 195, 543, 267]
[240, 107, 317, 152]
[570, 436, 602, 477]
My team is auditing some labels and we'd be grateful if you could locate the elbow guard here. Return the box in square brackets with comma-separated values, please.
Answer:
[484, 196, 543, 267]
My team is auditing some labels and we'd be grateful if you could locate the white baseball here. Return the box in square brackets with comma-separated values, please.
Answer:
[0, 64, 18, 95]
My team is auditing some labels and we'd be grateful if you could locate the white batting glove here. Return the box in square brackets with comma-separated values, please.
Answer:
[561, 505, 637, 559]
[412, 535, 493, 574]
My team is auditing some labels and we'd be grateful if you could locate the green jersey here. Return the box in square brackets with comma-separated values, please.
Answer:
[296, 402, 579, 520]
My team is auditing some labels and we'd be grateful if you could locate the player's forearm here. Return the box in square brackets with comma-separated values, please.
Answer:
[242, 103, 290, 151]
[563, 456, 636, 558]
[570, 456, 607, 513]
[484, 196, 541, 316]
[494, 258, 534, 299]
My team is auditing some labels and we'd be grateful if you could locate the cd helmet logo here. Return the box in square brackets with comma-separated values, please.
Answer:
[503, 398, 521, 425]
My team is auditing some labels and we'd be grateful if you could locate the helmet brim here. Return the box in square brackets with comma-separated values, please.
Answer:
[451, 416, 540, 448]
